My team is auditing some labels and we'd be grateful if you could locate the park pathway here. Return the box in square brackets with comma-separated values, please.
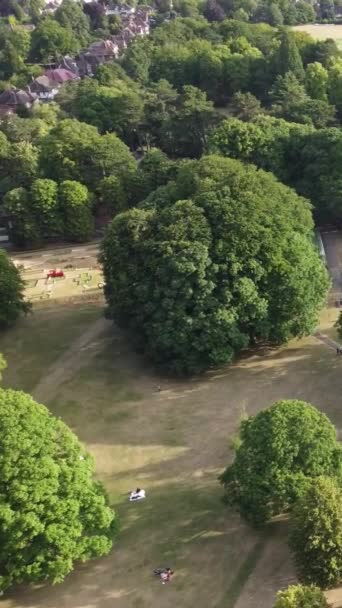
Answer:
[33, 316, 111, 404]
[315, 331, 341, 352]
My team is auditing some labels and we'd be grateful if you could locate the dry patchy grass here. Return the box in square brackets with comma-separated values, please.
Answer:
[1, 304, 342, 608]
[293, 23, 342, 46]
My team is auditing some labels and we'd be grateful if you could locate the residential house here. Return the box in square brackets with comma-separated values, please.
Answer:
[28, 69, 77, 101]
[44, 68, 78, 84]
[105, 3, 136, 16]
[42, 0, 63, 14]
[58, 56, 80, 77]
[77, 40, 120, 76]
[0, 88, 37, 116]
[29, 75, 59, 100]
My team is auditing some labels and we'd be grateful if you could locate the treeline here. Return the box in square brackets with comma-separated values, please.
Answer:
[0, 11, 337, 374]
[209, 115, 342, 222]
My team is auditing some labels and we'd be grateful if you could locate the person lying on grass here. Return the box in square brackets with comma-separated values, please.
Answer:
[129, 488, 146, 501]
[154, 568, 174, 584]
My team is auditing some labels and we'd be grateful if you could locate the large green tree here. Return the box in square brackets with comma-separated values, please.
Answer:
[290, 476, 342, 588]
[273, 584, 328, 608]
[0, 388, 117, 592]
[276, 31, 305, 81]
[30, 18, 79, 62]
[55, 0, 90, 47]
[305, 62, 328, 101]
[30, 178, 63, 239]
[60, 180, 94, 242]
[0, 250, 30, 328]
[220, 400, 342, 526]
[39, 119, 137, 199]
[3, 187, 41, 248]
[101, 156, 328, 374]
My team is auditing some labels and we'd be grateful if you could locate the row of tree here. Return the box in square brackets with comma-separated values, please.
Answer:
[4, 179, 94, 246]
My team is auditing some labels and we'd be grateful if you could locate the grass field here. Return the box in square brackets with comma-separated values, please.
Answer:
[0, 301, 341, 608]
[293, 23, 342, 47]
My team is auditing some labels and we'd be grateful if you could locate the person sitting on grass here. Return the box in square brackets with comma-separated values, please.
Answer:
[129, 488, 146, 501]
[154, 567, 174, 583]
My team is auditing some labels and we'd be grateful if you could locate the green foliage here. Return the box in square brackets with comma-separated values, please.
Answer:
[3, 141, 39, 192]
[328, 60, 342, 119]
[30, 17, 79, 62]
[276, 31, 305, 81]
[0, 250, 30, 327]
[62, 78, 144, 145]
[30, 178, 63, 238]
[39, 119, 137, 198]
[0, 354, 6, 382]
[102, 156, 328, 374]
[59, 180, 94, 242]
[0, 388, 117, 592]
[220, 400, 342, 526]
[270, 72, 335, 127]
[0, 26, 30, 80]
[305, 62, 328, 101]
[231, 91, 263, 120]
[3, 187, 41, 248]
[273, 584, 328, 608]
[160, 85, 217, 157]
[4, 178, 94, 246]
[55, 0, 90, 47]
[208, 115, 312, 179]
[290, 477, 342, 588]
[0, 115, 50, 145]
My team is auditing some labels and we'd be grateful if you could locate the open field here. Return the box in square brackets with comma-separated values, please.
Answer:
[293, 23, 342, 47]
[1, 299, 342, 608]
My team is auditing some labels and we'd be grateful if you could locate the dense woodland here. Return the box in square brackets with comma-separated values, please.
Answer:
[0, 0, 340, 371]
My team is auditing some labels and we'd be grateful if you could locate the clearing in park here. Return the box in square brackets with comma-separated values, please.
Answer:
[1, 241, 342, 608]
[293, 23, 342, 47]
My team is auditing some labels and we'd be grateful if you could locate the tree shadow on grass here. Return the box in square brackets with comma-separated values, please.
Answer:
[5, 483, 261, 608]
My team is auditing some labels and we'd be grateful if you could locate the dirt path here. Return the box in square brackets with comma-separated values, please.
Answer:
[33, 317, 111, 404]
[315, 331, 342, 352]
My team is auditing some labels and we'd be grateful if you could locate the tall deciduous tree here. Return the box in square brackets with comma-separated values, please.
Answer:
[3, 187, 41, 248]
[0, 388, 117, 592]
[305, 62, 328, 101]
[30, 178, 63, 239]
[39, 119, 137, 198]
[0, 250, 30, 327]
[290, 477, 342, 588]
[220, 400, 342, 525]
[55, 0, 90, 47]
[101, 156, 328, 374]
[30, 18, 79, 62]
[60, 180, 94, 242]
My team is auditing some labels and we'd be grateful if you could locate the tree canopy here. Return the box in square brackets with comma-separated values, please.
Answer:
[273, 584, 328, 608]
[0, 388, 117, 593]
[101, 156, 328, 374]
[290, 476, 342, 588]
[220, 400, 342, 525]
[0, 250, 30, 328]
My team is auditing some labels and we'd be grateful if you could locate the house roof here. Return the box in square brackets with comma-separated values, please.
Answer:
[87, 40, 118, 56]
[0, 88, 36, 107]
[29, 75, 54, 93]
[44, 68, 78, 83]
[58, 56, 79, 75]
